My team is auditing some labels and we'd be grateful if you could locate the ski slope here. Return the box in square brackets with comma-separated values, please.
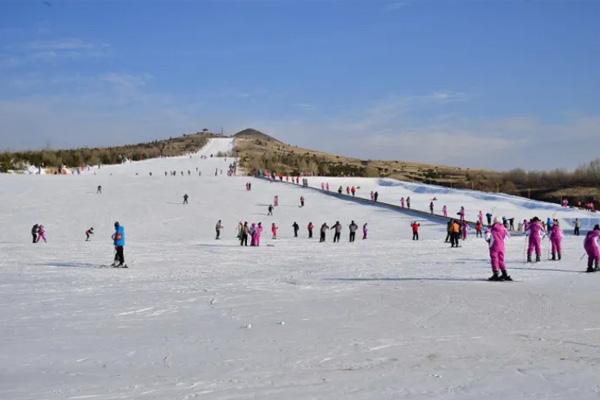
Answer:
[1, 138, 599, 400]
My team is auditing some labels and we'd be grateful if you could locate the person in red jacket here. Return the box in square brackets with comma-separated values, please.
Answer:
[475, 221, 483, 238]
[411, 221, 420, 240]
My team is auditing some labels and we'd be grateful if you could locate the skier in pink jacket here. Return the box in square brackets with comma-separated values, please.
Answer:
[37, 224, 47, 243]
[486, 218, 511, 281]
[549, 220, 563, 261]
[584, 225, 600, 272]
[271, 223, 278, 239]
[526, 217, 545, 262]
[255, 223, 263, 246]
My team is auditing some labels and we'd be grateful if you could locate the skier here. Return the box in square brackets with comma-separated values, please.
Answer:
[461, 221, 468, 240]
[346, 186, 350, 195]
[351, 186, 356, 196]
[442, 205, 448, 217]
[240, 222, 249, 246]
[183, 194, 189, 205]
[411, 221, 420, 240]
[326, 182, 330, 191]
[549, 220, 563, 260]
[526, 217, 545, 262]
[250, 223, 257, 246]
[509, 218, 515, 231]
[445, 220, 452, 243]
[215, 220, 223, 240]
[307, 222, 314, 238]
[111, 222, 126, 267]
[37, 224, 47, 243]
[331, 221, 342, 243]
[256, 222, 263, 246]
[458, 206, 465, 221]
[486, 212, 492, 226]
[362, 223, 368, 240]
[85, 227, 94, 241]
[478, 210, 484, 225]
[320, 222, 329, 242]
[475, 220, 483, 238]
[267, 204, 274, 216]
[406, 196, 411, 209]
[486, 218, 512, 281]
[584, 224, 600, 272]
[271, 223, 278, 239]
[400, 197, 405, 208]
[274, 195, 279, 207]
[31, 224, 38, 243]
[349, 220, 358, 242]
[300, 196, 305, 207]
[374, 191, 379, 202]
[429, 201, 434, 214]
[450, 220, 461, 248]
[97, 185, 102, 194]
[292, 222, 300, 237]
[574, 218, 581, 236]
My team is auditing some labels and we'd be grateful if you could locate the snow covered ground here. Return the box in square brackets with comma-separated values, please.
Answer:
[1, 138, 599, 399]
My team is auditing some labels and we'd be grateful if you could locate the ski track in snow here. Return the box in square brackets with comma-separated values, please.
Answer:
[1, 138, 600, 399]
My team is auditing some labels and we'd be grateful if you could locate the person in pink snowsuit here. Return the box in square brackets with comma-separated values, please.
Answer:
[442, 205, 448, 217]
[486, 219, 511, 280]
[458, 206, 465, 221]
[461, 221, 468, 240]
[526, 217, 545, 262]
[584, 225, 600, 272]
[255, 223, 263, 246]
[549, 221, 563, 261]
[271, 223, 278, 239]
[249, 223, 257, 246]
[37, 224, 47, 243]
[478, 211, 483, 225]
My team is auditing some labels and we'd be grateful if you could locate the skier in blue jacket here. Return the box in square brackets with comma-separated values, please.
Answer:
[111, 221, 126, 267]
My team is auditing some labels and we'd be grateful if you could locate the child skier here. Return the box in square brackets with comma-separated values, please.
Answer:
[475, 221, 483, 238]
[183, 194, 189, 205]
[584, 225, 600, 272]
[411, 221, 420, 240]
[85, 227, 94, 241]
[37, 225, 47, 243]
[486, 218, 512, 281]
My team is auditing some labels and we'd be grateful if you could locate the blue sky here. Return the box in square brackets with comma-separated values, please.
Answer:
[0, 0, 598, 170]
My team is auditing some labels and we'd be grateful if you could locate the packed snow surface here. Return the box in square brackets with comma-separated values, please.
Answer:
[1, 138, 599, 399]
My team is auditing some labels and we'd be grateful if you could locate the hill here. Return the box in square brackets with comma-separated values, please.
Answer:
[232, 129, 599, 207]
[0, 131, 222, 172]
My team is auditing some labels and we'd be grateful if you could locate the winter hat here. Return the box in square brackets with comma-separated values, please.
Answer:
[594, 224, 600, 231]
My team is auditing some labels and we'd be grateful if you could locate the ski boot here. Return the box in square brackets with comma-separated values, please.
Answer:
[500, 270, 513, 281]
[535, 254, 541, 263]
[488, 272, 501, 281]
[587, 266, 595, 273]
[558, 252, 561, 261]
[551, 253, 556, 261]
[595, 260, 599, 272]
[527, 254, 532, 263]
